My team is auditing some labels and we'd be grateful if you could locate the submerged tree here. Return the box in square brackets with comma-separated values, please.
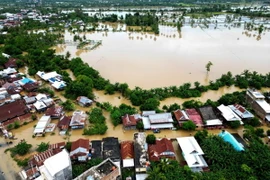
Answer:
[206, 61, 213, 73]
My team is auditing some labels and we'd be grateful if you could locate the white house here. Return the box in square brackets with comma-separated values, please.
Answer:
[33, 116, 51, 136]
[217, 104, 243, 124]
[177, 137, 208, 172]
[142, 112, 174, 130]
[70, 139, 90, 161]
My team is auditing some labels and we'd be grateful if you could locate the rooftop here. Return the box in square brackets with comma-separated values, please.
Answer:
[71, 138, 90, 152]
[185, 109, 203, 126]
[134, 133, 149, 171]
[228, 104, 254, 119]
[219, 131, 244, 151]
[91, 140, 102, 159]
[0, 100, 28, 122]
[122, 114, 141, 127]
[148, 113, 174, 124]
[102, 137, 120, 162]
[198, 106, 218, 121]
[217, 104, 242, 121]
[148, 138, 175, 161]
[45, 106, 64, 118]
[173, 109, 189, 121]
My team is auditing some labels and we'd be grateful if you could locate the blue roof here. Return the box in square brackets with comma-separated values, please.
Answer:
[21, 78, 34, 84]
[219, 131, 244, 151]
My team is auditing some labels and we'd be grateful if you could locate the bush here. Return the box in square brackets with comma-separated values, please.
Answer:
[36, 142, 49, 152]
[11, 141, 32, 156]
[7, 124, 13, 130]
[245, 117, 261, 127]
[229, 121, 241, 129]
[146, 134, 156, 144]
[14, 121, 20, 129]
[31, 114, 37, 120]
[182, 120, 196, 131]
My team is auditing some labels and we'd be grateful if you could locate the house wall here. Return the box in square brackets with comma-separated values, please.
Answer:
[70, 147, 88, 157]
[123, 125, 136, 130]
[247, 95, 268, 120]
[101, 169, 119, 180]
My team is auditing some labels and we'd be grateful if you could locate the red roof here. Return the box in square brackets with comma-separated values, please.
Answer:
[185, 108, 203, 126]
[122, 114, 141, 127]
[148, 138, 176, 162]
[173, 109, 189, 121]
[22, 83, 39, 92]
[234, 104, 246, 113]
[120, 141, 134, 159]
[45, 106, 63, 118]
[0, 100, 29, 122]
[2, 113, 31, 126]
[71, 138, 90, 152]
[48, 142, 65, 150]
[28, 148, 62, 167]
[4, 58, 17, 68]
[57, 116, 71, 130]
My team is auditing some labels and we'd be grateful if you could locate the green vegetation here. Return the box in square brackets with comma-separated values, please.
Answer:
[110, 104, 137, 126]
[36, 142, 49, 152]
[146, 134, 156, 144]
[10, 141, 32, 156]
[61, 100, 76, 111]
[182, 120, 196, 131]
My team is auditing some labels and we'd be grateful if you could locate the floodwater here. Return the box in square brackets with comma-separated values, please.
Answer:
[54, 23, 270, 89]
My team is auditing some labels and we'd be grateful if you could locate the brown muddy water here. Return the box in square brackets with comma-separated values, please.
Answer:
[54, 25, 270, 89]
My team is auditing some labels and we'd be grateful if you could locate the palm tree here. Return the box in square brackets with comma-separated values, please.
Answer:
[146, 166, 166, 180]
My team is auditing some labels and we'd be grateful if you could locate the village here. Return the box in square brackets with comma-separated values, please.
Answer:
[0, 53, 270, 180]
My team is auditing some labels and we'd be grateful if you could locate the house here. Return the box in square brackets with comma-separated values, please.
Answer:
[228, 104, 254, 119]
[90, 140, 102, 159]
[51, 81, 66, 90]
[77, 96, 93, 107]
[70, 138, 90, 162]
[217, 104, 243, 124]
[33, 116, 51, 136]
[69, 110, 87, 129]
[4, 58, 17, 68]
[102, 137, 121, 165]
[198, 106, 223, 128]
[246, 89, 270, 121]
[121, 141, 134, 168]
[177, 137, 208, 172]
[36, 71, 61, 81]
[57, 116, 71, 134]
[148, 138, 176, 162]
[24, 96, 36, 104]
[142, 112, 174, 130]
[22, 82, 39, 92]
[0, 100, 29, 124]
[122, 114, 142, 130]
[134, 133, 149, 175]
[185, 109, 203, 127]
[73, 158, 120, 180]
[33, 100, 47, 112]
[48, 142, 66, 150]
[45, 106, 64, 119]
[173, 109, 190, 127]
[142, 111, 156, 117]
[38, 149, 72, 180]
[219, 130, 244, 151]
[19, 77, 36, 86]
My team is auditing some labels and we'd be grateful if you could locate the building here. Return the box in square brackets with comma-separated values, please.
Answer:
[228, 104, 254, 119]
[102, 137, 121, 166]
[185, 108, 203, 127]
[45, 106, 64, 119]
[177, 137, 208, 172]
[90, 140, 102, 159]
[134, 133, 149, 176]
[77, 96, 93, 107]
[70, 138, 90, 162]
[121, 141, 134, 168]
[51, 81, 66, 90]
[148, 138, 175, 162]
[33, 115, 51, 136]
[69, 110, 87, 129]
[198, 106, 223, 128]
[217, 104, 243, 124]
[173, 109, 189, 127]
[73, 158, 120, 180]
[122, 114, 142, 130]
[57, 116, 71, 134]
[246, 89, 270, 121]
[219, 130, 244, 151]
[142, 112, 174, 130]
[4, 58, 17, 68]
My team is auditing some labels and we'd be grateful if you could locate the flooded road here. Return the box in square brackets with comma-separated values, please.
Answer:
[55, 25, 270, 89]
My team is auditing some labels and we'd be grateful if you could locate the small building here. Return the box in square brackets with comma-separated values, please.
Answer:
[148, 138, 176, 162]
[73, 158, 120, 180]
[57, 116, 71, 134]
[69, 110, 87, 129]
[219, 130, 244, 151]
[37, 71, 61, 81]
[90, 140, 102, 159]
[142, 111, 156, 117]
[22, 82, 39, 92]
[77, 96, 93, 107]
[70, 138, 90, 162]
[121, 141, 134, 168]
[45, 106, 64, 119]
[33, 100, 47, 112]
[246, 89, 270, 121]
[4, 58, 18, 68]
[103, 137, 121, 164]
[217, 104, 243, 124]
[198, 106, 223, 129]
[122, 114, 142, 130]
[24, 96, 36, 104]
[19, 77, 36, 86]
[142, 112, 174, 130]
[228, 104, 254, 119]
[173, 109, 189, 127]
[33, 116, 51, 136]
[10, 93, 21, 100]
[134, 133, 149, 174]
[51, 81, 66, 90]
[185, 108, 203, 127]
[177, 137, 208, 172]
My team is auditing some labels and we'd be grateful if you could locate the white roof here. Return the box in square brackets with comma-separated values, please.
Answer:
[40, 116, 51, 122]
[136, 174, 148, 180]
[149, 123, 174, 129]
[142, 111, 156, 117]
[205, 119, 223, 126]
[36, 93, 47, 101]
[142, 117, 150, 129]
[42, 71, 59, 81]
[34, 116, 51, 133]
[10, 94, 21, 100]
[33, 101, 47, 110]
[123, 159, 134, 168]
[3, 67, 17, 74]
[148, 113, 174, 124]
[256, 100, 270, 113]
[217, 104, 241, 121]
[51, 81, 66, 89]
[247, 89, 265, 99]
[42, 149, 71, 178]
[177, 137, 207, 168]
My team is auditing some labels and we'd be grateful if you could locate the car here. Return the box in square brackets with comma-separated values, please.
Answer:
[153, 129, 160, 133]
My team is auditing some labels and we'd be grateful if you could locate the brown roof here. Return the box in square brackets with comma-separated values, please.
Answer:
[122, 114, 141, 127]
[120, 141, 134, 159]
[27, 92, 38, 97]
[22, 83, 39, 92]
[71, 138, 90, 152]
[4, 58, 17, 68]
[173, 109, 189, 121]
[57, 116, 71, 130]
[0, 100, 29, 122]
[148, 138, 175, 162]
[2, 113, 31, 126]
[2, 82, 16, 89]
[48, 142, 66, 150]
[234, 104, 246, 113]
[7, 76, 22, 83]
[28, 148, 62, 167]
[45, 106, 63, 118]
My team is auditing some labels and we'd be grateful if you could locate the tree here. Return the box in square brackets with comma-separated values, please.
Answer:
[136, 120, 144, 131]
[194, 129, 208, 144]
[182, 120, 196, 131]
[146, 134, 156, 144]
[229, 121, 241, 129]
[140, 98, 160, 111]
[36, 142, 49, 152]
[88, 108, 106, 124]
[12, 141, 32, 156]
[61, 100, 75, 111]
[206, 61, 213, 73]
